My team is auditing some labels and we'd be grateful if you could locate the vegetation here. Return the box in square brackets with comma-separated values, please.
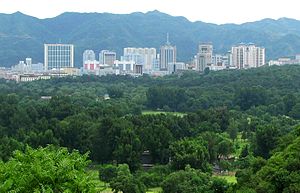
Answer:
[0, 65, 300, 192]
[0, 145, 95, 192]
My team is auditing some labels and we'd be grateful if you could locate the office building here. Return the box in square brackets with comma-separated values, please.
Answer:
[99, 50, 116, 66]
[231, 43, 265, 69]
[196, 43, 213, 72]
[160, 35, 176, 71]
[44, 44, 74, 70]
[123, 47, 156, 72]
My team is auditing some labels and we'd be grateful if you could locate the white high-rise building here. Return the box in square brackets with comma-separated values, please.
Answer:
[231, 43, 265, 69]
[99, 50, 116, 66]
[123, 47, 156, 72]
[160, 34, 176, 71]
[196, 43, 213, 72]
[44, 44, 74, 70]
[83, 50, 96, 64]
[26, 58, 32, 66]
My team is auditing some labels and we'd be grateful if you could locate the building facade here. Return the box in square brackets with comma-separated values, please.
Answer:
[196, 43, 213, 72]
[231, 43, 265, 69]
[123, 47, 156, 72]
[83, 50, 96, 64]
[44, 44, 74, 70]
[160, 39, 176, 71]
[99, 50, 116, 66]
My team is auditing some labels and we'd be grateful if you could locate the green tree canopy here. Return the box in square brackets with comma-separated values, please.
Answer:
[110, 164, 146, 193]
[169, 137, 211, 172]
[0, 145, 95, 193]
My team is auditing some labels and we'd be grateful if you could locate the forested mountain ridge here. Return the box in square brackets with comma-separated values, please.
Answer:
[1, 11, 300, 67]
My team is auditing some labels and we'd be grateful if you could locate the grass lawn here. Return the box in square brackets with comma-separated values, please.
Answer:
[87, 169, 111, 193]
[142, 110, 186, 117]
[214, 174, 237, 184]
[147, 187, 162, 193]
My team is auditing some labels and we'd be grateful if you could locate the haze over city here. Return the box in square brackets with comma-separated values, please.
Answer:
[1, 0, 300, 24]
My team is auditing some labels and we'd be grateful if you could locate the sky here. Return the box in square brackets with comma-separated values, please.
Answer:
[0, 0, 299, 24]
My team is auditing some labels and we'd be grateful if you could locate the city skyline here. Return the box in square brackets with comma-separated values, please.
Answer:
[0, 0, 300, 24]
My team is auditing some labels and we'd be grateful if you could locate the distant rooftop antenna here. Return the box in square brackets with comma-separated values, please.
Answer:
[166, 33, 170, 45]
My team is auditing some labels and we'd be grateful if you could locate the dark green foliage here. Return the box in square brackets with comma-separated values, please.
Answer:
[146, 86, 187, 111]
[289, 103, 300, 119]
[235, 134, 300, 192]
[106, 85, 124, 98]
[0, 136, 24, 161]
[235, 86, 268, 111]
[227, 120, 238, 141]
[99, 164, 118, 183]
[0, 145, 95, 193]
[211, 177, 229, 193]
[169, 137, 211, 172]
[113, 127, 143, 171]
[240, 145, 250, 158]
[204, 67, 210, 75]
[253, 125, 281, 159]
[255, 136, 300, 193]
[162, 166, 228, 193]
[136, 165, 172, 188]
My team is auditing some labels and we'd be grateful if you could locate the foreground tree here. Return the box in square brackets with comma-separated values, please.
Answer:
[110, 164, 146, 193]
[0, 145, 95, 193]
[235, 135, 300, 193]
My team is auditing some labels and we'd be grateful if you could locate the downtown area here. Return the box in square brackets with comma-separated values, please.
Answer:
[2, 35, 300, 82]
[0, 38, 272, 82]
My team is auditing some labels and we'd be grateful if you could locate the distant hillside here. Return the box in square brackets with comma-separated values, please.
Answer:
[1, 11, 300, 67]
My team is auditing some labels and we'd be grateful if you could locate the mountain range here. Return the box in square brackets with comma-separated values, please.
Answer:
[1, 10, 300, 67]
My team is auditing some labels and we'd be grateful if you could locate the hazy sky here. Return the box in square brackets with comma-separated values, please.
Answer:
[0, 0, 299, 24]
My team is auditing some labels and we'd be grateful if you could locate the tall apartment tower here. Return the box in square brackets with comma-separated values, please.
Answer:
[44, 44, 74, 70]
[99, 50, 116, 66]
[159, 34, 176, 71]
[196, 43, 213, 72]
[231, 43, 265, 69]
[83, 50, 96, 64]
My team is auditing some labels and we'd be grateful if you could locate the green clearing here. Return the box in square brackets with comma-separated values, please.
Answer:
[87, 169, 111, 192]
[142, 110, 186, 117]
[147, 187, 162, 193]
[214, 174, 237, 184]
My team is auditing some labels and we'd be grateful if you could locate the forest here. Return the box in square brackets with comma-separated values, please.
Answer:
[1, 65, 300, 193]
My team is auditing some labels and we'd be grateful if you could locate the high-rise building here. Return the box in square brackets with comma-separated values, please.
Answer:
[44, 44, 74, 70]
[196, 43, 213, 72]
[231, 43, 265, 69]
[83, 50, 96, 64]
[123, 47, 156, 72]
[26, 58, 32, 66]
[99, 50, 116, 66]
[160, 34, 176, 71]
